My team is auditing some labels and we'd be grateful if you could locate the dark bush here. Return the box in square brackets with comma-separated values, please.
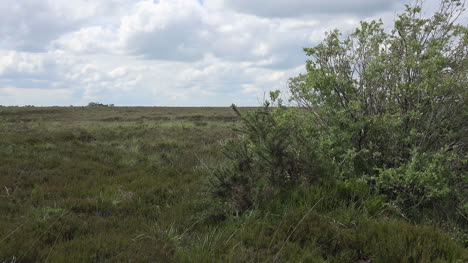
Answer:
[210, 102, 330, 212]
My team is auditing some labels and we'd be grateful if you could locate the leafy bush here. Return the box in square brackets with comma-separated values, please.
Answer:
[212, 0, 467, 227]
[291, 1, 466, 168]
[375, 148, 467, 223]
[287, 0, 467, 222]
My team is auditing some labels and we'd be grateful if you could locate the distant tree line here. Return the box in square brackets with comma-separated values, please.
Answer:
[87, 102, 114, 107]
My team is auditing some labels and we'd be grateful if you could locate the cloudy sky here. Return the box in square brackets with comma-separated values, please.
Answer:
[0, 0, 419, 106]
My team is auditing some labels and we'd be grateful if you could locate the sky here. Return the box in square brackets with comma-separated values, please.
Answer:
[0, 0, 442, 106]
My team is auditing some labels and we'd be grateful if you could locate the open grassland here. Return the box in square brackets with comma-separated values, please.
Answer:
[0, 107, 466, 262]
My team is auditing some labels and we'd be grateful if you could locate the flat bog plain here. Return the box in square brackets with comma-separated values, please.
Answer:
[0, 106, 246, 262]
[0, 106, 466, 262]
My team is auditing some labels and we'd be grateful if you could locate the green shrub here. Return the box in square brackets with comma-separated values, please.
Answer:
[211, 0, 467, 234]
[374, 149, 467, 224]
[287, 0, 466, 221]
[210, 102, 331, 212]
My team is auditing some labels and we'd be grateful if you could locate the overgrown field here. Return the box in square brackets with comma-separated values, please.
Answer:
[0, 107, 466, 262]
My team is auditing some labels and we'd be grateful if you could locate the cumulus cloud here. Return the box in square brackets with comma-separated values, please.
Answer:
[0, 50, 144, 105]
[0, 0, 423, 106]
[0, 0, 129, 51]
[112, 0, 343, 68]
[52, 26, 118, 54]
[119, 0, 210, 61]
[0, 50, 67, 84]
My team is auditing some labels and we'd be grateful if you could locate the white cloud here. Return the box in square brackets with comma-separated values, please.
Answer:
[53, 26, 118, 54]
[112, 1, 332, 68]
[118, 0, 209, 61]
[0, 0, 130, 51]
[0, 0, 434, 106]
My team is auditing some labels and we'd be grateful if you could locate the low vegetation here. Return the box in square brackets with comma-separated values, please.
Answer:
[0, 106, 465, 262]
[0, 107, 241, 262]
[0, 0, 466, 262]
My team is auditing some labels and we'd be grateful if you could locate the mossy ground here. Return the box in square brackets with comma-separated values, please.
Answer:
[0, 107, 466, 262]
